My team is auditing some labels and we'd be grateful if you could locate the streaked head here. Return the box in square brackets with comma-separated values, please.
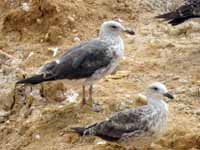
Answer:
[146, 82, 174, 100]
[99, 20, 135, 37]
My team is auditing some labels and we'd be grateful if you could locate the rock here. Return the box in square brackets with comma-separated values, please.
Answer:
[179, 79, 189, 84]
[106, 71, 130, 80]
[134, 93, 148, 107]
[195, 109, 200, 116]
[45, 26, 63, 44]
[62, 133, 79, 144]
[21, 2, 30, 12]
[48, 47, 60, 57]
[73, 37, 81, 43]
[64, 89, 79, 103]
[188, 87, 200, 97]
[0, 110, 11, 117]
[42, 82, 66, 102]
[0, 116, 6, 123]
[67, 16, 75, 23]
[32, 133, 41, 140]
[176, 87, 186, 94]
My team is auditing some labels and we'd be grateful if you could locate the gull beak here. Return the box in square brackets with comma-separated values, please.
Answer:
[123, 29, 135, 35]
[163, 93, 174, 99]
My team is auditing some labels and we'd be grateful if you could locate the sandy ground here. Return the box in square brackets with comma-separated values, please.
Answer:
[0, 0, 200, 150]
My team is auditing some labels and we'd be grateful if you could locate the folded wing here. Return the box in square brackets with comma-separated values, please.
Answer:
[156, 0, 200, 25]
[72, 106, 153, 141]
[16, 39, 112, 84]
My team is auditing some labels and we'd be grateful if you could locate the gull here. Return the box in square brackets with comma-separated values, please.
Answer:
[16, 20, 135, 108]
[156, 0, 200, 26]
[72, 82, 174, 149]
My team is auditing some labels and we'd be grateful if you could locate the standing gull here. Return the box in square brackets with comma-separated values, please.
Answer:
[156, 0, 200, 26]
[72, 82, 174, 149]
[16, 20, 135, 108]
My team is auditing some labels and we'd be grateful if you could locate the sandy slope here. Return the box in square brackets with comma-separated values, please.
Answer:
[0, 0, 200, 149]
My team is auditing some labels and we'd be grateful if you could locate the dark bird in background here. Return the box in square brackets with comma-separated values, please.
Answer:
[16, 20, 135, 109]
[72, 82, 174, 149]
[156, 0, 200, 26]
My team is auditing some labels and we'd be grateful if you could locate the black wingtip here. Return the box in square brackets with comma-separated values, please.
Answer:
[16, 74, 46, 85]
[71, 127, 85, 136]
[168, 17, 191, 26]
[156, 12, 178, 20]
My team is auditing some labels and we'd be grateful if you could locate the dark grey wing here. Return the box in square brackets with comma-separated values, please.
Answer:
[187, 0, 200, 16]
[41, 39, 112, 80]
[86, 106, 153, 141]
[156, 0, 200, 25]
[16, 39, 112, 84]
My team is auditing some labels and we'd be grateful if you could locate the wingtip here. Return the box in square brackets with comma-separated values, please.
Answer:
[155, 12, 177, 21]
[71, 127, 85, 136]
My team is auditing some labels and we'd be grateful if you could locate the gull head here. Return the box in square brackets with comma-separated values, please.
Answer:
[99, 21, 135, 37]
[146, 82, 174, 100]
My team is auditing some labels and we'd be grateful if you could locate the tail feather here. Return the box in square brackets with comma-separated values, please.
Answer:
[71, 127, 87, 136]
[156, 12, 177, 21]
[16, 74, 48, 85]
[168, 17, 189, 26]
[156, 12, 192, 26]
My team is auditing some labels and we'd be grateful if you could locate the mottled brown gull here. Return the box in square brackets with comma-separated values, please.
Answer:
[72, 82, 174, 149]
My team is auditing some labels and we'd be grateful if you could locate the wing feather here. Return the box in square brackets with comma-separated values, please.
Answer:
[89, 106, 153, 141]
[41, 39, 112, 80]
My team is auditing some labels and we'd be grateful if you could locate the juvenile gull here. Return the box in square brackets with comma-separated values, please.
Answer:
[16, 20, 135, 108]
[72, 82, 174, 149]
[156, 0, 200, 26]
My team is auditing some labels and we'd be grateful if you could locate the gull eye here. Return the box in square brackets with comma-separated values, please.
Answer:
[152, 87, 159, 91]
[111, 25, 118, 29]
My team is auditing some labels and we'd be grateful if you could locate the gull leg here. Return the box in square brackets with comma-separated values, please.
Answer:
[89, 85, 102, 112]
[88, 85, 93, 106]
[82, 85, 86, 105]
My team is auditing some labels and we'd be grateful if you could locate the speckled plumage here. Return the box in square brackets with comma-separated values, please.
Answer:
[72, 82, 174, 149]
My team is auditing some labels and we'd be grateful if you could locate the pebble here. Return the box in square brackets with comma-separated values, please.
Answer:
[73, 37, 81, 42]
[92, 102, 102, 112]
[172, 76, 180, 80]
[179, 79, 189, 84]
[67, 16, 75, 23]
[195, 109, 200, 116]
[0, 110, 11, 117]
[21, 3, 30, 12]
[0, 117, 6, 123]
[176, 87, 186, 94]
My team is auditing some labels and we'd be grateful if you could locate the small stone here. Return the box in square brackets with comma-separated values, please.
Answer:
[36, 19, 42, 24]
[0, 110, 10, 117]
[172, 76, 180, 80]
[21, 2, 30, 12]
[176, 87, 186, 94]
[35, 134, 41, 140]
[92, 102, 102, 112]
[188, 87, 200, 97]
[195, 109, 200, 115]
[73, 37, 81, 42]
[72, 29, 78, 33]
[179, 79, 189, 84]
[48, 47, 59, 57]
[134, 93, 148, 107]
[32, 133, 41, 140]
[68, 16, 75, 22]
[96, 140, 107, 145]
[0, 117, 6, 123]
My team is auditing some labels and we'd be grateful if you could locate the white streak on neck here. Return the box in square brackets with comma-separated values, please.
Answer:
[148, 97, 168, 112]
[99, 31, 124, 57]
